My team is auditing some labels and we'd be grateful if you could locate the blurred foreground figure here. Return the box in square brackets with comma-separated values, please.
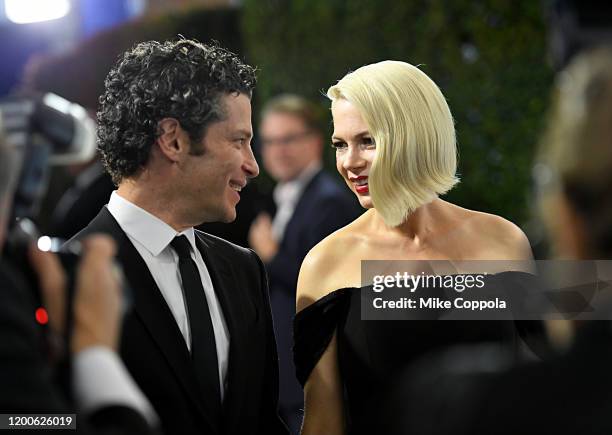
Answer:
[249, 94, 360, 433]
[393, 47, 612, 435]
[0, 129, 158, 433]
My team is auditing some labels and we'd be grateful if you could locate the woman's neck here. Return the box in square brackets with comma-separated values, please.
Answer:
[368, 198, 443, 244]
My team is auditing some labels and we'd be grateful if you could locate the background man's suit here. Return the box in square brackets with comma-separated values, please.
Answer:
[73, 207, 286, 435]
[266, 169, 361, 430]
[267, 170, 361, 296]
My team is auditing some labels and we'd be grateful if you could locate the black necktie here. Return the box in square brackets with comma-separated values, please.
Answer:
[170, 235, 221, 408]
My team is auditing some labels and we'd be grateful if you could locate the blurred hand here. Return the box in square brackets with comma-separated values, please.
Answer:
[248, 213, 278, 263]
[29, 235, 122, 354]
[71, 235, 121, 354]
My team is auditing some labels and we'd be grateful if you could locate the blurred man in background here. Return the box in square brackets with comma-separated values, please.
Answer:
[249, 94, 360, 432]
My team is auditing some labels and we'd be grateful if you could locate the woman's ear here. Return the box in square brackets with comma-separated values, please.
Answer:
[156, 118, 190, 162]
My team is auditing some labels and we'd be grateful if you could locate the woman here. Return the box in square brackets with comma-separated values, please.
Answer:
[294, 61, 533, 434]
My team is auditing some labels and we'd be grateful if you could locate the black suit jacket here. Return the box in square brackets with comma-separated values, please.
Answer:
[71, 207, 287, 435]
[0, 259, 157, 435]
[49, 167, 114, 239]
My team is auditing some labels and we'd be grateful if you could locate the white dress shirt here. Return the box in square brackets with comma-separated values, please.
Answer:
[271, 162, 321, 242]
[107, 191, 230, 399]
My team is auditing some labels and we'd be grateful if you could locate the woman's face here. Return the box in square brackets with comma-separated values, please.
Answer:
[331, 98, 376, 209]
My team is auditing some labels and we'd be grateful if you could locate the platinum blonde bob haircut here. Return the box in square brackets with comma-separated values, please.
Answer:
[327, 60, 459, 227]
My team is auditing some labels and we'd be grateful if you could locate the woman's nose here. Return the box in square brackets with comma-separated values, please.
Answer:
[342, 145, 367, 171]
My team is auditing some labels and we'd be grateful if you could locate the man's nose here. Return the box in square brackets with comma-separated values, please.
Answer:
[243, 145, 260, 178]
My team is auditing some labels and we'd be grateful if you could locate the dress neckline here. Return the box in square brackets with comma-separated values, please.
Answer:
[296, 287, 359, 318]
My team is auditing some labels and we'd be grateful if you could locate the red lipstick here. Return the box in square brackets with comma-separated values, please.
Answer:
[350, 176, 369, 195]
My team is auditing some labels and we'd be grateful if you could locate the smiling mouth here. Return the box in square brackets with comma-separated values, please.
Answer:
[229, 181, 244, 192]
[349, 176, 369, 194]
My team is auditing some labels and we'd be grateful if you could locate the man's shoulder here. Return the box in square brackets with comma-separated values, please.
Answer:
[195, 230, 254, 259]
[195, 231, 266, 288]
[68, 206, 120, 243]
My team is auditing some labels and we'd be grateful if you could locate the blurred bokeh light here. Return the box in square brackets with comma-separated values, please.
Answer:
[5, 0, 71, 24]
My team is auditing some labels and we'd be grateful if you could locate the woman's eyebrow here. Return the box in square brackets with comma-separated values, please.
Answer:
[331, 131, 370, 141]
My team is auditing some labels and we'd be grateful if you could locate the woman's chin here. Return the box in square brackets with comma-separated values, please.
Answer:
[357, 196, 373, 209]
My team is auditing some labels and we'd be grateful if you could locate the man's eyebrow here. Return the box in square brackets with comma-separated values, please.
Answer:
[234, 129, 253, 138]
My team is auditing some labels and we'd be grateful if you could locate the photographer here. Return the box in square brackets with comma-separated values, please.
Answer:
[0, 118, 159, 433]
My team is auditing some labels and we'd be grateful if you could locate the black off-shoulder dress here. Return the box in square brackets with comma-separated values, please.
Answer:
[293, 276, 543, 435]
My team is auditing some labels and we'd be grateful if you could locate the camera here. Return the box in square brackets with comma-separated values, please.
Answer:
[0, 92, 96, 222]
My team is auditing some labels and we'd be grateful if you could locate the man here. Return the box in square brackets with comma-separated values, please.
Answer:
[72, 39, 286, 435]
[249, 94, 361, 432]
[0, 122, 158, 434]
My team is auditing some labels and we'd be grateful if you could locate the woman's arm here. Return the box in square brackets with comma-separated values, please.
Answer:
[296, 246, 346, 435]
[301, 333, 344, 435]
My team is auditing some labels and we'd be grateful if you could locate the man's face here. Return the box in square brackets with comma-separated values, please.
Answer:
[180, 93, 258, 224]
[259, 112, 321, 182]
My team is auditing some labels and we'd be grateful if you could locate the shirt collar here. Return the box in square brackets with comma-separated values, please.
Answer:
[107, 191, 197, 257]
[273, 161, 321, 205]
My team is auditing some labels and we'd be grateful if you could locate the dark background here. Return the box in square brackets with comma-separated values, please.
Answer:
[0, 0, 556, 245]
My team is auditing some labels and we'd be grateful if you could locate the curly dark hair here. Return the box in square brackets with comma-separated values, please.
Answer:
[97, 39, 256, 184]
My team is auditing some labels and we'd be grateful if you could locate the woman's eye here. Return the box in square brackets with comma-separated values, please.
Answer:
[362, 137, 375, 147]
[331, 141, 347, 150]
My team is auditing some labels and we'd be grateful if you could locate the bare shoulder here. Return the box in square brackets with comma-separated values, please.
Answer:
[460, 208, 533, 260]
[297, 222, 363, 312]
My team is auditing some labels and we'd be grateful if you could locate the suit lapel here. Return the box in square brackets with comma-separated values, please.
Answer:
[195, 233, 250, 434]
[86, 208, 219, 433]
[281, 169, 322, 241]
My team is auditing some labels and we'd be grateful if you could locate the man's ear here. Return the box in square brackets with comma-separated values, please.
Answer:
[156, 118, 190, 162]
